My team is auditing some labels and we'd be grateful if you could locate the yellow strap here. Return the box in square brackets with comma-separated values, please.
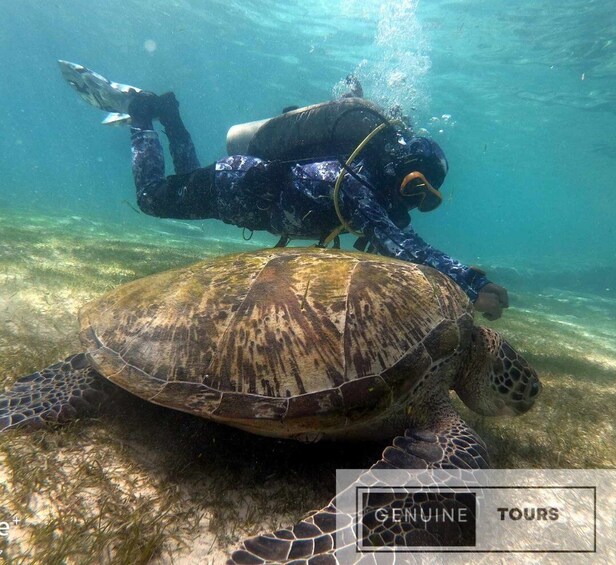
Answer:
[325, 119, 405, 245]
[321, 224, 345, 246]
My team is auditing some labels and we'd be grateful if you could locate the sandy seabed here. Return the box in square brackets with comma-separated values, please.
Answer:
[0, 211, 614, 563]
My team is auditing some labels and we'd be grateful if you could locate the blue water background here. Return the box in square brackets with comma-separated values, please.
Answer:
[0, 0, 614, 290]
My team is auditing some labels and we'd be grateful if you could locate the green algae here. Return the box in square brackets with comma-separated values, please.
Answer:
[0, 209, 614, 563]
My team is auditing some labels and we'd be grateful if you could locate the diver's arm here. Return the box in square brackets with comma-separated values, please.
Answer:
[349, 196, 490, 301]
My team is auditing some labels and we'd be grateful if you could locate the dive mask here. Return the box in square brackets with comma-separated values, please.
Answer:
[387, 135, 448, 212]
[399, 170, 443, 212]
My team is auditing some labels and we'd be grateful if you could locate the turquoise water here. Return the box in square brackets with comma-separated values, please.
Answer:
[1, 0, 614, 276]
[0, 1, 615, 560]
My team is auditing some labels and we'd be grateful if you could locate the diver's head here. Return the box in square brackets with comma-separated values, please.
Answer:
[385, 135, 449, 212]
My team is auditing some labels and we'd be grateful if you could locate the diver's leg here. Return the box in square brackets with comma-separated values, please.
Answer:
[128, 91, 200, 174]
[157, 92, 201, 174]
[129, 124, 168, 216]
[131, 131, 216, 219]
[129, 93, 214, 219]
[127, 92, 168, 215]
[130, 122, 217, 220]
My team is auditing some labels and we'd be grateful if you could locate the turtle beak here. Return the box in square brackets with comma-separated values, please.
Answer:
[515, 379, 542, 415]
[505, 375, 542, 416]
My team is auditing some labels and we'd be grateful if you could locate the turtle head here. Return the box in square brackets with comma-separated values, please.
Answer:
[455, 326, 541, 417]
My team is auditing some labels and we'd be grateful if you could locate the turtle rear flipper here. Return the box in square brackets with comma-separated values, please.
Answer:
[0, 353, 110, 431]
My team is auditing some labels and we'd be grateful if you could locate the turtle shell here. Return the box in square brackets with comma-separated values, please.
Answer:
[79, 248, 473, 438]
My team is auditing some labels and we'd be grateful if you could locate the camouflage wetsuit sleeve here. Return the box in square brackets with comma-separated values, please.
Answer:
[346, 189, 490, 301]
[333, 171, 490, 301]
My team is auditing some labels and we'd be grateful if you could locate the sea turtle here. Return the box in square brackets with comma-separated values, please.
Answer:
[0, 247, 540, 563]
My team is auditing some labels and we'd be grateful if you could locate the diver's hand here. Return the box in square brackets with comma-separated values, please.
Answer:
[475, 283, 509, 321]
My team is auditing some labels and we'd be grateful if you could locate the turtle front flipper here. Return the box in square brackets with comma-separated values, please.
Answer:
[229, 407, 488, 564]
[0, 353, 110, 431]
[374, 407, 490, 470]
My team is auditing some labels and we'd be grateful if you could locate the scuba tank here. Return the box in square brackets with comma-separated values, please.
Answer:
[226, 97, 391, 161]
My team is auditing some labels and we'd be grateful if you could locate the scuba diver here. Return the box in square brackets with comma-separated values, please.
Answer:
[59, 61, 508, 320]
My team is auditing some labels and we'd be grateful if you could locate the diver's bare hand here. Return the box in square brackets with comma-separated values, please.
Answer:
[475, 283, 509, 320]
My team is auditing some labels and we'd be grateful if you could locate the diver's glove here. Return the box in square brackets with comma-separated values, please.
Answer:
[475, 282, 509, 321]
